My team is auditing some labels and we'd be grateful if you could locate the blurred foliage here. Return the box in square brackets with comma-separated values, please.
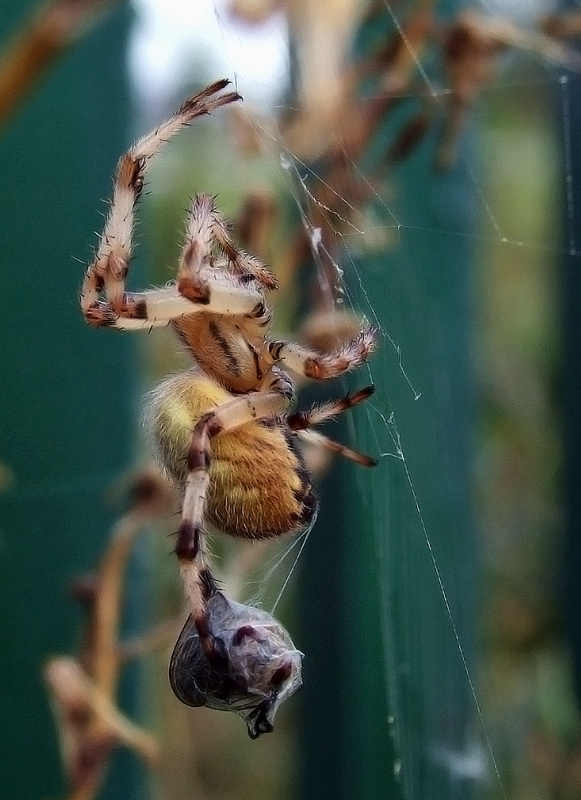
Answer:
[476, 62, 581, 800]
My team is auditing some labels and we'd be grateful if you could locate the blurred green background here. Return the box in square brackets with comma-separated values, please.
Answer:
[0, 1, 580, 799]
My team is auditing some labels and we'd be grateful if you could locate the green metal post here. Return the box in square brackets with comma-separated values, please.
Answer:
[299, 5, 476, 799]
[0, 4, 139, 798]
[560, 24, 581, 710]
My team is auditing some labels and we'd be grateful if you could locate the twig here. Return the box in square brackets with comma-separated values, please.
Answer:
[0, 0, 118, 128]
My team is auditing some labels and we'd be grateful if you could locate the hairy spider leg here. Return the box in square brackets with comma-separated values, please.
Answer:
[205, 200, 278, 289]
[80, 79, 242, 326]
[174, 391, 287, 659]
[288, 385, 378, 467]
[286, 385, 374, 428]
[175, 193, 276, 300]
[269, 325, 379, 380]
[176, 194, 218, 303]
[297, 429, 377, 468]
[87, 281, 264, 330]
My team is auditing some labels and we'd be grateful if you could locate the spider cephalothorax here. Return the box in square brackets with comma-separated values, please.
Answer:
[80, 79, 378, 734]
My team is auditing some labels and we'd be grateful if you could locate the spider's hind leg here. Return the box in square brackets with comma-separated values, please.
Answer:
[174, 391, 287, 654]
[287, 385, 375, 428]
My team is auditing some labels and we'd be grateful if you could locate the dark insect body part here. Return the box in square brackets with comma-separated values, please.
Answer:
[80, 79, 378, 733]
[170, 590, 303, 739]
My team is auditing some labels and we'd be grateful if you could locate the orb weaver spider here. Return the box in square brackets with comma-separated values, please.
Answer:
[80, 79, 378, 736]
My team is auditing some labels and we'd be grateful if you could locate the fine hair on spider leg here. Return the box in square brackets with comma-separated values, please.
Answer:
[287, 385, 378, 466]
[81, 79, 379, 735]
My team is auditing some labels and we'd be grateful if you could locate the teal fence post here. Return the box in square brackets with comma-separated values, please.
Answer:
[0, 4, 141, 798]
[298, 5, 476, 799]
[560, 24, 581, 711]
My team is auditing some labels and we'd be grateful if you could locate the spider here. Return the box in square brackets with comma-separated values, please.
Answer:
[80, 79, 378, 734]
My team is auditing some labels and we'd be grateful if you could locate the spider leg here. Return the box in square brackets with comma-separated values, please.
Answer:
[269, 325, 379, 380]
[297, 429, 377, 468]
[288, 385, 377, 467]
[207, 203, 278, 290]
[286, 385, 374, 428]
[81, 79, 241, 325]
[176, 193, 275, 304]
[86, 282, 264, 329]
[174, 391, 287, 660]
[176, 193, 217, 303]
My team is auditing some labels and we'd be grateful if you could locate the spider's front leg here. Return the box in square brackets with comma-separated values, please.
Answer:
[268, 323, 379, 380]
[177, 194, 278, 297]
[80, 80, 244, 327]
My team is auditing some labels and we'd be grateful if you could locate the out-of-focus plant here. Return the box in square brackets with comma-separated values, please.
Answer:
[0, 0, 119, 127]
[44, 468, 176, 800]
[43, 462, 294, 800]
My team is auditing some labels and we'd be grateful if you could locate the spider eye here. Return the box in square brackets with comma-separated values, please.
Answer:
[168, 591, 303, 738]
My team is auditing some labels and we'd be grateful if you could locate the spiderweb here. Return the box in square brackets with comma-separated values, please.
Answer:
[131, 1, 578, 798]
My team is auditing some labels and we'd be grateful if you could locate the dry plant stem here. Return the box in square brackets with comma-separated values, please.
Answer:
[81, 666, 158, 759]
[91, 510, 146, 706]
[543, 12, 581, 39]
[118, 617, 184, 664]
[474, 14, 581, 68]
[88, 471, 177, 743]
[45, 657, 159, 800]
[226, 7, 581, 332]
[70, 785, 95, 800]
[0, 0, 117, 128]
[69, 780, 99, 800]
[45, 470, 175, 800]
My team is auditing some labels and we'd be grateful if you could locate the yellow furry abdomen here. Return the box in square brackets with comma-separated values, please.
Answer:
[147, 370, 315, 538]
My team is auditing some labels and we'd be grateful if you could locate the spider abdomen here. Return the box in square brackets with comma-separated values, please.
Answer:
[148, 371, 317, 539]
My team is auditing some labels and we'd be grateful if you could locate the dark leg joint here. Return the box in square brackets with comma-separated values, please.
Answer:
[287, 410, 310, 431]
[196, 413, 224, 439]
[194, 611, 223, 663]
[179, 277, 211, 304]
[199, 567, 217, 599]
[174, 520, 201, 561]
[268, 340, 284, 360]
[186, 443, 211, 473]
[132, 297, 148, 319]
[249, 301, 266, 318]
